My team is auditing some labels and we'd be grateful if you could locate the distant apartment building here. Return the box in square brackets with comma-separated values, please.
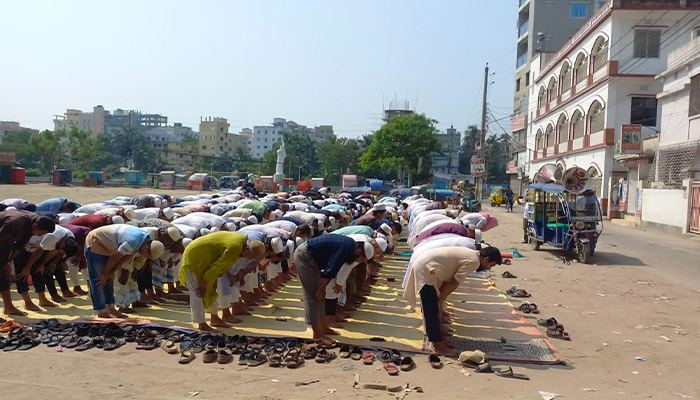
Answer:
[144, 123, 197, 172]
[431, 125, 461, 175]
[526, 0, 700, 216]
[53, 105, 167, 136]
[199, 117, 248, 158]
[314, 125, 335, 141]
[508, 0, 594, 192]
[252, 118, 330, 158]
[382, 100, 415, 125]
[239, 128, 253, 156]
[0, 121, 38, 145]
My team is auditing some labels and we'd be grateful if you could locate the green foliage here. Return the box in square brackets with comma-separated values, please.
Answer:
[359, 114, 441, 178]
[316, 135, 363, 185]
[458, 125, 480, 174]
[28, 129, 68, 173]
[483, 134, 510, 184]
[101, 127, 157, 172]
[261, 133, 319, 179]
[67, 126, 102, 173]
[0, 129, 40, 168]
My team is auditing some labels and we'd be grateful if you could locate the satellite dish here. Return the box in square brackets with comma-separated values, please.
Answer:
[535, 163, 564, 184]
[562, 167, 591, 194]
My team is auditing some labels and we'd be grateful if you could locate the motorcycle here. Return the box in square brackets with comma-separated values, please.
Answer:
[461, 196, 481, 213]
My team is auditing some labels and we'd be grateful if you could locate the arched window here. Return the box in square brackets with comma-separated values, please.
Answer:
[560, 62, 572, 93]
[545, 124, 554, 148]
[589, 101, 605, 134]
[571, 110, 585, 139]
[557, 113, 568, 144]
[592, 36, 609, 74]
[575, 53, 588, 84]
[587, 166, 602, 195]
[547, 77, 558, 102]
[538, 86, 547, 109]
[536, 129, 544, 150]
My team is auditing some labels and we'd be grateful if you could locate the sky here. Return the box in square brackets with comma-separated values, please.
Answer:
[0, 0, 517, 138]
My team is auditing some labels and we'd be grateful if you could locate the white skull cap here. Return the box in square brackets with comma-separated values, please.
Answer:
[162, 207, 175, 220]
[375, 237, 388, 252]
[363, 242, 375, 259]
[247, 215, 258, 224]
[111, 215, 125, 224]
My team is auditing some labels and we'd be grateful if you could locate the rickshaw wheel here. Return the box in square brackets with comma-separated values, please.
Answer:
[577, 241, 591, 264]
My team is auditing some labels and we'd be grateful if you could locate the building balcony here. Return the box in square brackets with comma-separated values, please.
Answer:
[518, 20, 529, 39]
[535, 129, 615, 161]
[506, 160, 520, 175]
[516, 53, 528, 69]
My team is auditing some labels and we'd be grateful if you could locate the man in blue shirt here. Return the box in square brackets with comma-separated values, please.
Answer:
[36, 198, 79, 214]
[294, 234, 373, 339]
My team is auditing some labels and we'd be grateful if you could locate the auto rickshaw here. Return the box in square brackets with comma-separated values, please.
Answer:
[526, 183, 603, 263]
[490, 187, 505, 207]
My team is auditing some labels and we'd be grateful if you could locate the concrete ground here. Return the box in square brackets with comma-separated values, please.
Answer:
[2, 184, 700, 399]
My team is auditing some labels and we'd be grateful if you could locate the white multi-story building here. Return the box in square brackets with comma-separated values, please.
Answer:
[526, 0, 700, 216]
[253, 118, 286, 158]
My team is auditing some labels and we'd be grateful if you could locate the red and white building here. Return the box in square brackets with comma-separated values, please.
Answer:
[525, 0, 700, 215]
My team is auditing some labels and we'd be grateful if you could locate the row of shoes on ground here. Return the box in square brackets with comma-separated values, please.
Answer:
[537, 317, 571, 341]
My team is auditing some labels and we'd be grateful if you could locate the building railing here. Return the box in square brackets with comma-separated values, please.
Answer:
[517, 53, 528, 69]
[518, 20, 529, 38]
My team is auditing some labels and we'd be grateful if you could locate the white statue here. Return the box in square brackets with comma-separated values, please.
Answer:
[275, 140, 286, 176]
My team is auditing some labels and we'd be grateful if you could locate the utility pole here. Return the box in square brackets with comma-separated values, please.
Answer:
[478, 63, 489, 202]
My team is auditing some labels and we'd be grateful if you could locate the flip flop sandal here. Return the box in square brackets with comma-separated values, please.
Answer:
[40, 332, 52, 344]
[267, 352, 283, 367]
[75, 337, 94, 352]
[247, 352, 267, 367]
[429, 354, 443, 369]
[511, 289, 531, 298]
[286, 353, 305, 369]
[505, 286, 519, 295]
[391, 349, 402, 364]
[274, 341, 287, 353]
[362, 352, 375, 365]
[226, 335, 239, 349]
[203, 349, 218, 363]
[161, 340, 179, 354]
[528, 303, 540, 314]
[494, 366, 530, 380]
[0, 337, 7, 350]
[103, 337, 121, 351]
[518, 303, 531, 314]
[378, 350, 392, 364]
[502, 271, 517, 278]
[350, 346, 363, 361]
[62, 335, 81, 349]
[18, 337, 40, 351]
[547, 326, 571, 341]
[3, 337, 21, 351]
[136, 338, 155, 350]
[238, 351, 252, 365]
[303, 347, 318, 360]
[383, 362, 399, 375]
[537, 317, 559, 327]
[92, 336, 105, 349]
[178, 348, 196, 364]
[47, 335, 60, 347]
[339, 344, 352, 358]
[218, 349, 233, 364]
[400, 357, 415, 372]
[191, 340, 204, 353]
[315, 349, 337, 363]
[124, 330, 137, 342]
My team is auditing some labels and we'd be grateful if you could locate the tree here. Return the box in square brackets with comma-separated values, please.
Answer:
[316, 136, 362, 185]
[28, 129, 68, 174]
[359, 114, 441, 183]
[458, 125, 481, 174]
[66, 126, 101, 173]
[261, 133, 319, 179]
[102, 127, 157, 172]
[0, 129, 40, 168]
[484, 134, 510, 184]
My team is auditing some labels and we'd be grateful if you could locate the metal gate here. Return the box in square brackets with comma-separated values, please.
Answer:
[691, 181, 700, 234]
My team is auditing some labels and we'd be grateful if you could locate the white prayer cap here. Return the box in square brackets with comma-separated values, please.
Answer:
[153, 197, 163, 207]
[111, 215, 125, 224]
[239, 222, 247, 228]
[123, 208, 135, 221]
[210, 205, 223, 215]
[210, 226, 220, 232]
[182, 238, 193, 248]
[285, 239, 295, 252]
[295, 237, 304, 247]
[362, 242, 375, 259]
[375, 237, 388, 252]
[166, 227, 181, 241]
[373, 204, 387, 212]
[329, 216, 336, 225]
[338, 210, 346, 217]
[200, 228, 212, 236]
[475, 229, 482, 243]
[162, 207, 175, 220]
[149, 241, 165, 259]
[273, 209, 283, 218]
[226, 222, 237, 232]
[270, 237, 284, 254]
[379, 223, 392, 236]
[247, 215, 258, 225]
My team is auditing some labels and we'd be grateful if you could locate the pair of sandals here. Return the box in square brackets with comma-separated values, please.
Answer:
[339, 344, 364, 360]
[518, 301, 540, 314]
[267, 348, 305, 368]
[314, 348, 337, 364]
[1, 336, 40, 351]
[203, 348, 233, 364]
[238, 350, 267, 367]
[506, 286, 531, 298]
[537, 317, 571, 341]
[476, 362, 530, 380]
[378, 349, 414, 375]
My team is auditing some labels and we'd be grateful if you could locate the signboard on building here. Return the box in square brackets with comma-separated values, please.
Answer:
[621, 124, 642, 152]
[470, 157, 485, 177]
